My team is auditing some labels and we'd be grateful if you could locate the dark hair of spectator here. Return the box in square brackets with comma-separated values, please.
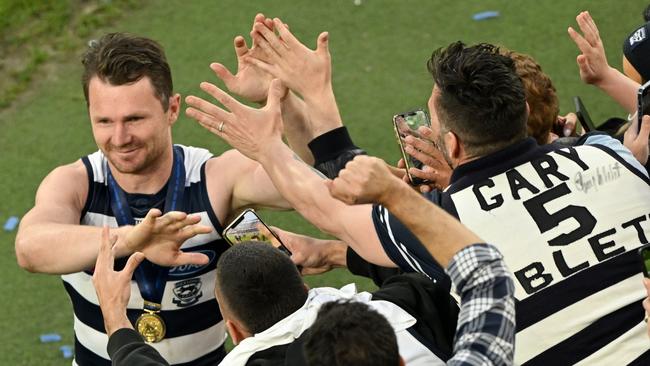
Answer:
[215, 242, 307, 334]
[81, 32, 173, 111]
[304, 300, 400, 366]
[501, 49, 559, 145]
[427, 42, 528, 156]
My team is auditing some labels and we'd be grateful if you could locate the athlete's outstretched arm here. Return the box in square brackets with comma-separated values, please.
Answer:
[16, 161, 211, 274]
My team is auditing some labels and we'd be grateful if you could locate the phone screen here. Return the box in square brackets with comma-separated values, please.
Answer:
[223, 209, 291, 256]
[637, 80, 650, 132]
[393, 109, 431, 185]
[639, 244, 650, 278]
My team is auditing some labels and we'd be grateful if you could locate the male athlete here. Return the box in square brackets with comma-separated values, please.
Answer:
[186, 18, 650, 365]
[15, 29, 292, 365]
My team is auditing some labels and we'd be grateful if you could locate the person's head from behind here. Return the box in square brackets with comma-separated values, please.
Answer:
[426, 42, 528, 167]
[82, 32, 180, 175]
[215, 242, 308, 344]
[501, 49, 559, 145]
[304, 300, 403, 366]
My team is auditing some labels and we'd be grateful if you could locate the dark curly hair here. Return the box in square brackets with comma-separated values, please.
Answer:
[428, 42, 528, 156]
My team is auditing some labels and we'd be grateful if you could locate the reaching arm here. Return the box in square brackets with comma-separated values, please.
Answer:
[568, 11, 639, 114]
[327, 156, 516, 364]
[15, 161, 132, 274]
[185, 80, 394, 267]
[16, 161, 212, 274]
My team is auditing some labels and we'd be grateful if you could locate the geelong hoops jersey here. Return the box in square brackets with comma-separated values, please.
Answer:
[62, 144, 230, 366]
[373, 136, 650, 365]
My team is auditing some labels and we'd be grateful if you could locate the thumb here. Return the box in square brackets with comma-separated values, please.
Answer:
[316, 32, 329, 55]
[640, 115, 650, 140]
[144, 208, 162, 224]
[266, 79, 285, 106]
[174, 252, 210, 266]
[210, 63, 235, 84]
[122, 252, 145, 278]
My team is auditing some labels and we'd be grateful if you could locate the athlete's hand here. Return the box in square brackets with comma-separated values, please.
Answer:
[643, 278, 650, 338]
[262, 225, 347, 275]
[327, 155, 403, 205]
[93, 226, 144, 335]
[123, 209, 212, 267]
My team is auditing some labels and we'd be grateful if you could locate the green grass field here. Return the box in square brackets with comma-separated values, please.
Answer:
[0, 0, 647, 364]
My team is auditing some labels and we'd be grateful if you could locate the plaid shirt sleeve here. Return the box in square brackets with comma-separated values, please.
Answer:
[445, 243, 516, 366]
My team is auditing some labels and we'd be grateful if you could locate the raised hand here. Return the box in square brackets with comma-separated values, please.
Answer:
[123, 209, 212, 267]
[93, 226, 144, 335]
[185, 79, 286, 161]
[568, 11, 611, 86]
[246, 18, 332, 101]
[327, 155, 403, 205]
[211, 14, 286, 103]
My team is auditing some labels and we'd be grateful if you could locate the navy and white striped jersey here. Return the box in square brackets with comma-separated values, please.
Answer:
[374, 136, 650, 365]
[64, 144, 230, 366]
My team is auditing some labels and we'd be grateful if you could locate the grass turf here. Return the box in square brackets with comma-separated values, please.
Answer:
[0, 0, 647, 364]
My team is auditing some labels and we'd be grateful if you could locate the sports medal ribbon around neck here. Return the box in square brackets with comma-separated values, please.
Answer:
[107, 146, 186, 343]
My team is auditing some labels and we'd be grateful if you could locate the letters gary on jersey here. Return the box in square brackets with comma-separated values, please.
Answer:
[392, 109, 431, 186]
[222, 209, 292, 256]
[451, 146, 649, 297]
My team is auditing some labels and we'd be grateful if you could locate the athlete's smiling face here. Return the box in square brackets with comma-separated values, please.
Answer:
[88, 76, 179, 175]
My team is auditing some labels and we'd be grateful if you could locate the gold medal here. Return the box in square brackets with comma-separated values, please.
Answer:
[136, 309, 166, 343]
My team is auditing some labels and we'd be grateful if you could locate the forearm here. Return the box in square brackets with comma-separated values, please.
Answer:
[259, 141, 344, 236]
[595, 67, 639, 114]
[446, 244, 515, 366]
[282, 91, 315, 164]
[381, 182, 481, 267]
[15, 223, 132, 274]
[302, 84, 344, 138]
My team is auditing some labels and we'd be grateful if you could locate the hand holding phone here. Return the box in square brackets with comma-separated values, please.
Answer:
[573, 96, 596, 133]
[222, 209, 292, 256]
[636, 80, 650, 133]
[393, 109, 431, 186]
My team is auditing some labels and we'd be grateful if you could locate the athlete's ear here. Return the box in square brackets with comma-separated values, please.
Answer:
[168, 93, 181, 125]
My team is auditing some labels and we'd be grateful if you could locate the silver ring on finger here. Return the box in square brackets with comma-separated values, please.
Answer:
[218, 121, 225, 133]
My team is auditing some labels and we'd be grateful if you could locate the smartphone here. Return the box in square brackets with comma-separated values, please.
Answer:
[637, 80, 650, 133]
[222, 209, 291, 256]
[573, 96, 596, 133]
[392, 109, 431, 185]
[639, 244, 650, 278]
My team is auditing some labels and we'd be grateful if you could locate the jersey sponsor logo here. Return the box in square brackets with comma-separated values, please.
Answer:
[454, 147, 650, 298]
[172, 278, 203, 307]
[168, 250, 216, 278]
[629, 27, 646, 46]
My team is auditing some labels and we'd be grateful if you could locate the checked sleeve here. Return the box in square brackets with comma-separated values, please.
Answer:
[445, 244, 516, 366]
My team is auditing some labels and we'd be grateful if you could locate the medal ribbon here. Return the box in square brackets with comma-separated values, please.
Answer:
[107, 146, 186, 308]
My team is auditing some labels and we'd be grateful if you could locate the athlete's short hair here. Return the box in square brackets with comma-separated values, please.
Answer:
[428, 42, 528, 156]
[215, 242, 307, 334]
[81, 32, 173, 110]
[304, 300, 400, 366]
